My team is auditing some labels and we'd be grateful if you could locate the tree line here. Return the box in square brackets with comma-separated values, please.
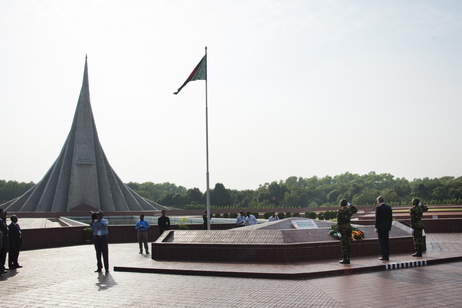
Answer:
[129, 172, 462, 209]
[0, 180, 35, 204]
[2, 172, 462, 209]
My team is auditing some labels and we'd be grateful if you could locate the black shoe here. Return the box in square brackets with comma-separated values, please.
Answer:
[14, 264, 22, 268]
[339, 259, 350, 264]
[146, 251, 150, 254]
[95, 269, 102, 273]
[378, 256, 389, 261]
[139, 251, 142, 254]
[412, 252, 422, 257]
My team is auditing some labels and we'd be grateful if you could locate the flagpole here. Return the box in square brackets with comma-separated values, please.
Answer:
[205, 46, 211, 231]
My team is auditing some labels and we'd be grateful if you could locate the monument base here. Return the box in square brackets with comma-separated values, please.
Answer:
[152, 219, 417, 263]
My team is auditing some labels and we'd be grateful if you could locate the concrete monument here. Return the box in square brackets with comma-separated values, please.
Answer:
[2, 57, 166, 212]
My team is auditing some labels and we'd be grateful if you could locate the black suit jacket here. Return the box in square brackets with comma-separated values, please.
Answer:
[8, 223, 21, 247]
[375, 203, 393, 231]
[158, 216, 170, 234]
[0, 220, 8, 247]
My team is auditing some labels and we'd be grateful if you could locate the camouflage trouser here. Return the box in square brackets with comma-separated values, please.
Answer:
[413, 228, 424, 251]
[338, 224, 352, 258]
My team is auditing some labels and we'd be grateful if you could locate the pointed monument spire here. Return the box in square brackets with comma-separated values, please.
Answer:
[4, 57, 166, 212]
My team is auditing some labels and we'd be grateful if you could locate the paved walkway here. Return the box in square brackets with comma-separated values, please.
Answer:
[1, 233, 461, 307]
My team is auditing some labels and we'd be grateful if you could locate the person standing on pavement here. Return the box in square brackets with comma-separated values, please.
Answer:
[202, 210, 210, 230]
[158, 210, 170, 236]
[135, 214, 150, 254]
[8, 215, 22, 269]
[0, 209, 9, 274]
[410, 198, 428, 257]
[90, 210, 109, 273]
[337, 199, 358, 264]
[375, 196, 393, 261]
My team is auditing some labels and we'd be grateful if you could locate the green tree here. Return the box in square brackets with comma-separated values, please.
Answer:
[352, 188, 381, 206]
[211, 183, 232, 207]
[186, 188, 204, 204]
[280, 191, 300, 207]
[411, 183, 431, 200]
[0, 180, 35, 203]
[267, 181, 289, 206]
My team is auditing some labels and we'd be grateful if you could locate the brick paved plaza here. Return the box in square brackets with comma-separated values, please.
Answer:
[1, 233, 461, 307]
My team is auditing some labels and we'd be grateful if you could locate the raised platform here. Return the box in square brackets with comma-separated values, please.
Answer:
[116, 253, 462, 280]
[152, 218, 416, 262]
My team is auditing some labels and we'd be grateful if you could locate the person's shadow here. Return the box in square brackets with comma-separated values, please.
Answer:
[0, 268, 19, 281]
[95, 271, 117, 291]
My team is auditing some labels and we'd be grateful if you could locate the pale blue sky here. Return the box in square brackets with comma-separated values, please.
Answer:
[1, 0, 461, 191]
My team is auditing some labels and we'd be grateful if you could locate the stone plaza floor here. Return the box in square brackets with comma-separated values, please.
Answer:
[1, 233, 461, 307]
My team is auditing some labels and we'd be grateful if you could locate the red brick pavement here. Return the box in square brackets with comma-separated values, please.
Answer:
[1, 233, 461, 307]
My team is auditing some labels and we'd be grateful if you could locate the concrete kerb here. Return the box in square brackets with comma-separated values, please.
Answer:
[113, 265, 385, 280]
[113, 255, 462, 280]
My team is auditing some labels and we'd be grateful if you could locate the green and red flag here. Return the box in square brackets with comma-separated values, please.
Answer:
[173, 55, 207, 95]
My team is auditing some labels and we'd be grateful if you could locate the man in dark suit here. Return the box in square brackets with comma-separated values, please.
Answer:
[8, 215, 22, 269]
[158, 210, 170, 236]
[375, 196, 393, 261]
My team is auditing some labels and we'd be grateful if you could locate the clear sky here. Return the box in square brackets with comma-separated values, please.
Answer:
[1, 0, 461, 192]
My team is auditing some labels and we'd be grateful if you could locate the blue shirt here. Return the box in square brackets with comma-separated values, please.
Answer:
[90, 219, 109, 236]
[135, 219, 150, 231]
[236, 215, 246, 225]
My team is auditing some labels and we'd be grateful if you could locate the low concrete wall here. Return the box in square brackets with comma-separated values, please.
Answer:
[20, 223, 238, 251]
[356, 219, 462, 233]
[397, 218, 462, 233]
[420, 218, 462, 233]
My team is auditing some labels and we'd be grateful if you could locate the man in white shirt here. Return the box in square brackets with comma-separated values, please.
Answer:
[269, 212, 279, 222]
[246, 212, 258, 225]
[236, 212, 246, 227]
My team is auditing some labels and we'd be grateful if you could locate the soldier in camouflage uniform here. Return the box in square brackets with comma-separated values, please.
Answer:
[337, 199, 358, 264]
[410, 198, 428, 257]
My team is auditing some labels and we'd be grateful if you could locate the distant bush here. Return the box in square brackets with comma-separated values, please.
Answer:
[285, 212, 292, 218]
[324, 211, 337, 220]
[223, 213, 229, 218]
[214, 213, 220, 218]
[230, 213, 238, 218]
[306, 211, 317, 219]
[277, 212, 285, 219]
[293, 212, 300, 217]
